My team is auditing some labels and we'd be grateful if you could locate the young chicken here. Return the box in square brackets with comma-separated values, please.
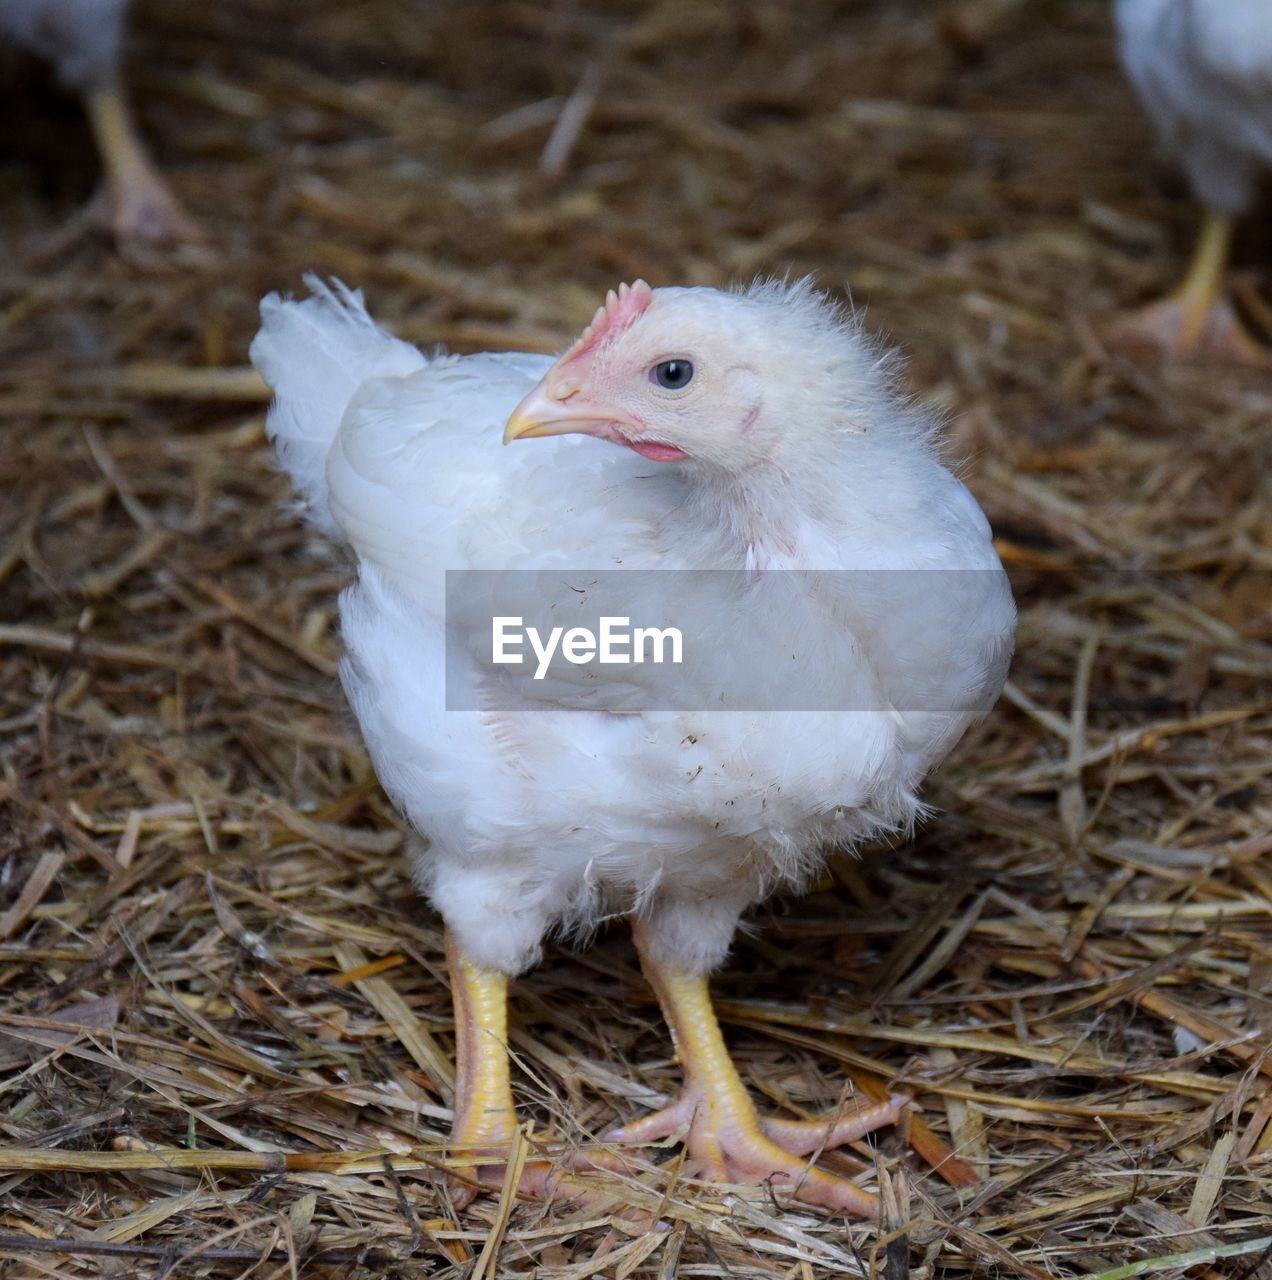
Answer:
[1, 0, 201, 247]
[251, 277, 1016, 1217]
[1114, 0, 1272, 360]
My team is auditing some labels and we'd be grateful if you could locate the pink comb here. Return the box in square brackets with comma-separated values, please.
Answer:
[560, 279, 653, 365]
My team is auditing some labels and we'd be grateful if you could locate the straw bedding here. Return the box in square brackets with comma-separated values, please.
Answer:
[0, 0, 1269, 1275]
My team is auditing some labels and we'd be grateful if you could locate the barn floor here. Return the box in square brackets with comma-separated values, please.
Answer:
[1, 1, 1270, 1276]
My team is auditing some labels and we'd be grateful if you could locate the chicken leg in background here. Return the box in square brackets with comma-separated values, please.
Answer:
[251, 276, 1015, 1216]
[1112, 0, 1272, 362]
[1, 0, 202, 250]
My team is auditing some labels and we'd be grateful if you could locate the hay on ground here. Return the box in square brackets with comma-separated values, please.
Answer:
[0, 1, 1269, 1276]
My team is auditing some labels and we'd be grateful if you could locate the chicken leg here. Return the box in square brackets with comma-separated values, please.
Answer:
[83, 80, 202, 247]
[610, 920, 902, 1218]
[446, 931, 616, 1207]
[1114, 212, 1267, 363]
[447, 931, 552, 1206]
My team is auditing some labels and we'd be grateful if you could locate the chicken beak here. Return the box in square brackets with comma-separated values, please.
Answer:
[503, 380, 631, 445]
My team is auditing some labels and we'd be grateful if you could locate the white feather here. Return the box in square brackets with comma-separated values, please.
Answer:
[1116, 0, 1272, 213]
[252, 279, 1015, 975]
[249, 276, 428, 535]
[0, 0, 127, 89]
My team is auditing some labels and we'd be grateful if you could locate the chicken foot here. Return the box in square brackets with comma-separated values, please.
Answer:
[1113, 213, 1268, 363]
[83, 81, 202, 247]
[610, 920, 903, 1218]
[446, 931, 631, 1209]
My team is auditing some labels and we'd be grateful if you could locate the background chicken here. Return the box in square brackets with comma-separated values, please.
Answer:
[251, 276, 1016, 1215]
[1114, 0, 1272, 360]
[0, 0, 200, 247]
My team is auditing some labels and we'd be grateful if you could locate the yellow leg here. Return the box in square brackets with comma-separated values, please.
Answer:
[1171, 213, 1231, 348]
[83, 81, 202, 247]
[1113, 211, 1267, 363]
[446, 930, 625, 1208]
[447, 931, 518, 1153]
[611, 920, 901, 1218]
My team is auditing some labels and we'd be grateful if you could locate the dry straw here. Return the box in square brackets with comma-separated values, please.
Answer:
[1, 0, 1269, 1275]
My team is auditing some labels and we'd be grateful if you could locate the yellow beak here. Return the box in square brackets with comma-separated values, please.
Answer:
[502, 381, 630, 445]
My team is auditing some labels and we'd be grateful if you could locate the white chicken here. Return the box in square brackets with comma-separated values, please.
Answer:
[1, 0, 200, 246]
[250, 276, 1016, 1217]
[1114, 0, 1272, 360]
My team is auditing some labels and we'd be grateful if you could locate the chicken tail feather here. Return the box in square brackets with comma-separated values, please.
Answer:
[250, 275, 427, 536]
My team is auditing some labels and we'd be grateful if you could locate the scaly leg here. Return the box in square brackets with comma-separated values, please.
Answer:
[83, 81, 202, 247]
[448, 932, 517, 1165]
[446, 931, 623, 1208]
[1114, 213, 1267, 363]
[609, 921, 903, 1218]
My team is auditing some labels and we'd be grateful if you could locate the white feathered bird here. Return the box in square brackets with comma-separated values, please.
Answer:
[1, 0, 200, 246]
[250, 276, 1015, 1216]
[1115, 0, 1272, 359]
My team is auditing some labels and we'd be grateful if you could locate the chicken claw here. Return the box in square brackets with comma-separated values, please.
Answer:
[84, 82, 203, 248]
[446, 933, 630, 1211]
[1111, 213, 1269, 365]
[617, 921, 903, 1218]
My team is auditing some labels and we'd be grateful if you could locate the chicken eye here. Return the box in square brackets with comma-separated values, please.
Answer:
[651, 359, 694, 390]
